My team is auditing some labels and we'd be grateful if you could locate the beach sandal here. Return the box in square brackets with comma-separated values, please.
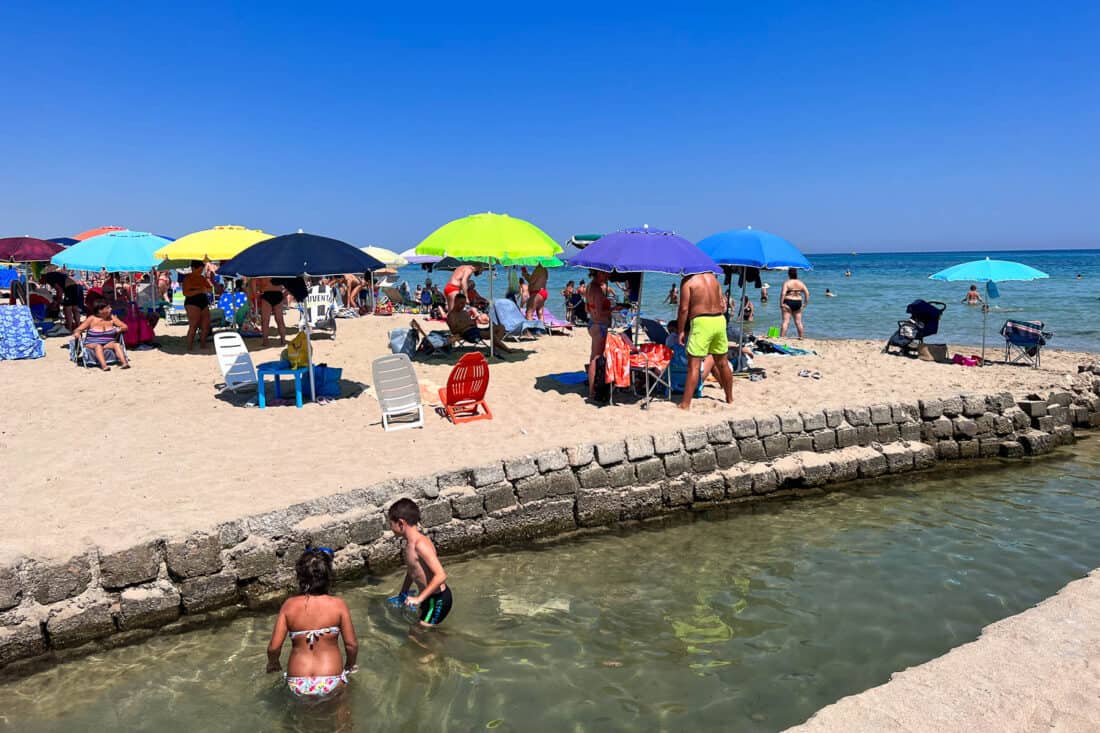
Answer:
[811, 371, 822, 380]
[120, 363, 131, 370]
[798, 369, 811, 378]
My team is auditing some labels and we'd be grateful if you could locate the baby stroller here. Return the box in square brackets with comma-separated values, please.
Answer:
[884, 299, 946, 356]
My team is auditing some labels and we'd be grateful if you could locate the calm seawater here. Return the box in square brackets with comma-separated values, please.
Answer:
[398, 249, 1099, 351]
[2, 439, 1099, 732]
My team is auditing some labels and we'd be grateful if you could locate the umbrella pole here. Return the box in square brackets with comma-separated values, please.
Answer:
[303, 276, 317, 403]
[634, 274, 644, 344]
[981, 301, 988, 366]
[738, 267, 748, 370]
[488, 263, 495, 359]
[369, 271, 375, 314]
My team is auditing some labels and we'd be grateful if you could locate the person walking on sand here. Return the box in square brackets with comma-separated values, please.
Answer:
[585, 270, 612, 400]
[443, 263, 483, 312]
[523, 264, 549, 321]
[677, 272, 733, 410]
[779, 268, 809, 339]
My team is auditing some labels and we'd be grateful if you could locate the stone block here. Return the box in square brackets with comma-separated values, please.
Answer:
[331, 547, 367, 581]
[1048, 390, 1074, 408]
[738, 438, 766, 462]
[578, 464, 610, 488]
[715, 443, 741, 469]
[747, 464, 778, 494]
[771, 455, 804, 486]
[789, 435, 815, 452]
[800, 452, 832, 486]
[1000, 441, 1025, 458]
[621, 486, 664, 520]
[427, 521, 486, 554]
[292, 517, 350, 552]
[940, 396, 963, 418]
[828, 451, 859, 482]
[763, 434, 788, 458]
[869, 404, 892, 425]
[845, 406, 871, 426]
[723, 465, 754, 497]
[979, 437, 1002, 458]
[0, 620, 47, 666]
[663, 478, 693, 506]
[180, 573, 238, 614]
[900, 422, 922, 443]
[479, 482, 517, 513]
[690, 448, 717, 474]
[216, 521, 247, 549]
[483, 499, 576, 542]
[166, 533, 223, 580]
[118, 583, 181, 629]
[514, 475, 549, 503]
[625, 434, 655, 460]
[99, 541, 162, 589]
[957, 439, 980, 459]
[635, 457, 666, 484]
[953, 417, 978, 439]
[434, 469, 472, 490]
[755, 415, 781, 437]
[961, 394, 987, 417]
[682, 427, 709, 451]
[1034, 415, 1055, 433]
[936, 440, 960, 460]
[1071, 405, 1091, 428]
[912, 443, 936, 470]
[812, 429, 837, 452]
[856, 425, 878, 446]
[890, 404, 910, 423]
[824, 408, 845, 428]
[534, 450, 568, 473]
[692, 475, 726, 502]
[836, 425, 859, 449]
[419, 500, 453, 528]
[653, 431, 684, 455]
[227, 538, 279, 580]
[609, 463, 636, 488]
[364, 537, 403, 575]
[663, 452, 688, 477]
[401, 474, 438, 499]
[974, 412, 995, 436]
[929, 417, 953, 439]
[1017, 399, 1047, 418]
[707, 422, 734, 444]
[595, 441, 627, 466]
[779, 413, 803, 434]
[46, 596, 116, 649]
[547, 470, 579, 496]
[1053, 425, 1075, 446]
[1048, 405, 1071, 427]
[30, 555, 92, 605]
[857, 449, 888, 478]
[879, 444, 913, 470]
[472, 463, 507, 486]
[730, 418, 758, 439]
[0, 566, 20, 611]
[504, 456, 538, 480]
[876, 424, 900, 443]
[801, 410, 827, 431]
[444, 487, 484, 519]
[993, 415, 1014, 435]
[920, 399, 943, 419]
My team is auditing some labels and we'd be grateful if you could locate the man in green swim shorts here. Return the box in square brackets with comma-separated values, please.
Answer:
[676, 271, 734, 410]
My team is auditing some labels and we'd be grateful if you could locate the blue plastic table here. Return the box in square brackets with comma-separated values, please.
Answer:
[256, 360, 309, 408]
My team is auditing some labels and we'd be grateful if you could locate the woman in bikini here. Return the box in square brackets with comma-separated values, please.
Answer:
[585, 270, 612, 400]
[181, 261, 213, 351]
[72, 298, 129, 370]
[267, 548, 359, 701]
[253, 277, 288, 347]
[779, 267, 810, 339]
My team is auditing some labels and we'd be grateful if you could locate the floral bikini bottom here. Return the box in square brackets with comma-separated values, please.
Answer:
[285, 672, 348, 699]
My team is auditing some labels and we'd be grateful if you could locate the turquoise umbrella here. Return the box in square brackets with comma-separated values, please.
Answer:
[929, 257, 1049, 364]
[51, 230, 170, 272]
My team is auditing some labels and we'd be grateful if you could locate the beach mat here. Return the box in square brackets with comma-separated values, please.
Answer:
[547, 371, 588, 385]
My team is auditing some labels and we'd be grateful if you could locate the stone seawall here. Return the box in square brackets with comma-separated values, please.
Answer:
[3, 372, 1100, 678]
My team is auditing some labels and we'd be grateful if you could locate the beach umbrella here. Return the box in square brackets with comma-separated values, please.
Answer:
[47, 237, 79, 247]
[154, 225, 272, 262]
[73, 226, 126, 241]
[51, 230, 170, 272]
[360, 246, 408, 268]
[929, 257, 1049, 364]
[399, 246, 442, 265]
[221, 232, 386, 402]
[567, 226, 719, 342]
[0, 237, 64, 262]
[695, 228, 813, 361]
[415, 212, 563, 357]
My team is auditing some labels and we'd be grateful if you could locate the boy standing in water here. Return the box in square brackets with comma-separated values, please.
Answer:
[388, 499, 453, 626]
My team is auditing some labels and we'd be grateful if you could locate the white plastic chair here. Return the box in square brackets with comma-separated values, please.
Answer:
[305, 285, 338, 335]
[372, 354, 424, 431]
[214, 332, 258, 393]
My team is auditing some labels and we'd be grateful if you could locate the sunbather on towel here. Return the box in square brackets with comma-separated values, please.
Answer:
[446, 294, 513, 353]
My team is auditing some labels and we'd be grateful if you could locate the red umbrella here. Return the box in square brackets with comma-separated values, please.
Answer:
[73, 226, 126, 241]
[0, 236, 64, 262]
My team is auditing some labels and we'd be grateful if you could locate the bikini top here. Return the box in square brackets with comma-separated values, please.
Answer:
[289, 626, 340, 649]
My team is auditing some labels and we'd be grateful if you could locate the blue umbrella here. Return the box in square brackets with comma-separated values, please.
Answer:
[51, 230, 170, 272]
[567, 226, 718, 275]
[929, 257, 1049, 364]
[47, 237, 79, 247]
[219, 232, 385, 278]
[695, 228, 812, 271]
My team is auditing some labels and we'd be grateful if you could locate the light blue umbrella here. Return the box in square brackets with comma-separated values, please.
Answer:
[51, 230, 171, 272]
[929, 257, 1049, 363]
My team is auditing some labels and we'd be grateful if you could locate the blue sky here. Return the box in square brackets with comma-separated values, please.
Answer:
[2, 1, 1097, 253]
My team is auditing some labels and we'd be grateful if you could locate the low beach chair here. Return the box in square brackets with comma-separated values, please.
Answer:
[884, 299, 947, 356]
[490, 299, 547, 341]
[629, 342, 673, 408]
[439, 352, 492, 424]
[305, 285, 338, 335]
[667, 345, 703, 399]
[69, 330, 129, 368]
[215, 291, 249, 331]
[540, 307, 574, 336]
[29, 304, 57, 337]
[372, 354, 424, 431]
[1001, 319, 1051, 367]
[165, 290, 188, 325]
[382, 287, 418, 312]
[214, 332, 258, 392]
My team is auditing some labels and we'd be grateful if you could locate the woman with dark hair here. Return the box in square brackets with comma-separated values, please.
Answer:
[266, 547, 359, 700]
[72, 299, 129, 370]
[181, 260, 213, 351]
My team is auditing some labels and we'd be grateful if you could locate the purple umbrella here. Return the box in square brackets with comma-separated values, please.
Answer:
[566, 226, 718, 275]
[0, 236, 64, 262]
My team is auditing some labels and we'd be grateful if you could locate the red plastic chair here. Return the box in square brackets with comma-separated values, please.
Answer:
[438, 352, 492, 424]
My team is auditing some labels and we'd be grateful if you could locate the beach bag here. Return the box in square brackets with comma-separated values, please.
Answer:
[302, 363, 342, 399]
[388, 328, 418, 357]
[590, 356, 611, 403]
[286, 332, 310, 368]
[417, 330, 452, 357]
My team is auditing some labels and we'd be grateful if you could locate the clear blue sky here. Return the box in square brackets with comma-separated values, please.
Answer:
[2, 1, 1098, 253]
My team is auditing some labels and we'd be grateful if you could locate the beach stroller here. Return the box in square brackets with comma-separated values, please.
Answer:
[1001, 319, 1051, 367]
[883, 300, 947, 356]
[304, 285, 338, 335]
[490, 299, 547, 341]
[439, 352, 492, 424]
[372, 354, 424, 431]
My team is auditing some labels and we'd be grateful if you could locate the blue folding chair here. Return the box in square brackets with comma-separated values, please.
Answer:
[1001, 319, 1051, 367]
[490, 299, 548, 341]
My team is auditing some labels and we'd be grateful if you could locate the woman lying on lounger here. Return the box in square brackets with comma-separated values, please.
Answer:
[72, 299, 129, 370]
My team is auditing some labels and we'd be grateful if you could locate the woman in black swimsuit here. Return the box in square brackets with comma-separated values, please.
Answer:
[779, 267, 809, 339]
[254, 277, 287, 347]
[182, 260, 213, 351]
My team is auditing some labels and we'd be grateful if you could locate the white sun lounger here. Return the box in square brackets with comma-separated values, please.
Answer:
[372, 354, 424, 431]
[214, 332, 258, 393]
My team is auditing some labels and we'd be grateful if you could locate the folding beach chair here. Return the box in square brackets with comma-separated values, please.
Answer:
[629, 342, 673, 408]
[439, 352, 492, 424]
[214, 332, 258, 393]
[305, 285, 338, 335]
[667, 345, 704, 399]
[165, 290, 189, 325]
[382, 287, 418, 312]
[215, 291, 250, 331]
[884, 299, 947, 356]
[372, 354, 424, 431]
[490, 299, 547, 341]
[1001, 319, 1051, 367]
[0, 305, 46, 360]
[29, 304, 57, 337]
[69, 331, 129, 368]
[540, 307, 574, 336]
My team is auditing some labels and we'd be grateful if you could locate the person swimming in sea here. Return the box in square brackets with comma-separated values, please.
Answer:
[267, 548, 359, 701]
[825, 288, 835, 297]
[962, 284, 984, 305]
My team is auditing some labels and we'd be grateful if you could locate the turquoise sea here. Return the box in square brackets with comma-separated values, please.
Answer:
[397, 249, 1099, 352]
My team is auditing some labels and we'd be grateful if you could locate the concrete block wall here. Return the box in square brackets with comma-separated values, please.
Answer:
[2, 369, 1099, 677]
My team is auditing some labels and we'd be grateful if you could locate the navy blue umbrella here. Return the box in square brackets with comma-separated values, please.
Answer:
[47, 237, 79, 247]
[219, 232, 385, 278]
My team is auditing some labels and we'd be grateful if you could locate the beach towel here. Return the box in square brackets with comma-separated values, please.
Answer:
[547, 371, 589, 385]
[0, 305, 45, 360]
[604, 333, 631, 388]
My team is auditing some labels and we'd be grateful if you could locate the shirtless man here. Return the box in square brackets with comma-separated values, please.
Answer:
[779, 268, 810, 339]
[585, 271, 612, 400]
[443, 263, 484, 312]
[446, 293, 513, 353]
[522, 264, 549, 321]
[387, 499, 453, 627]
[677, 271, 733, 410]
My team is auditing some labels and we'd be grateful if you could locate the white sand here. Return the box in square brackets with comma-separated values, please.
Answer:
[1, 312, 1089, 561]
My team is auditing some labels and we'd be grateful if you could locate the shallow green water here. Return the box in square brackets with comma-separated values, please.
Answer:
[3, 439, 1100, 733]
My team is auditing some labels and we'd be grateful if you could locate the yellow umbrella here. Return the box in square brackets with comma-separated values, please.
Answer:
[360, 245, 408, 268]
[154, 225, 273, 261]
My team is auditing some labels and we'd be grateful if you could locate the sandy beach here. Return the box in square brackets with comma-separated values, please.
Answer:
[1, 312, 1089, 562]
